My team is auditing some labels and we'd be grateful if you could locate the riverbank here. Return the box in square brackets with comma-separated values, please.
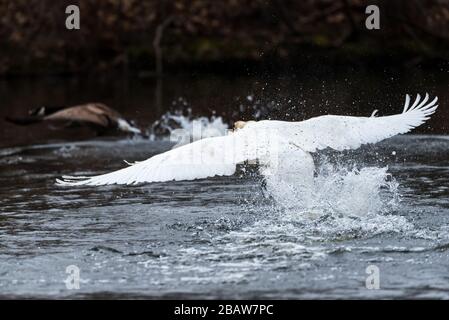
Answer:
[1, 0, 448, 77]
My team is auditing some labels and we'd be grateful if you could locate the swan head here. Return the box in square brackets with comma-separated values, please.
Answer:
[234, 121, 247, 130]
[234, 120, 256, 131]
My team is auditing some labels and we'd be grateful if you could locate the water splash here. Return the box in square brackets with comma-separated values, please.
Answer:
[254, 161, 411, 240]
[149, 109, 229, 144]
[146, 162, 409, 285]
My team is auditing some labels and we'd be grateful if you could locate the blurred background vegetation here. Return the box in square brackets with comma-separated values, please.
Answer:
[1, 0, 449, 76]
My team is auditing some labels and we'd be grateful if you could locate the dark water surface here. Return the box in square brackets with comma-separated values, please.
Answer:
[1, 70, 449, 299]
[1, 136, 449, 299]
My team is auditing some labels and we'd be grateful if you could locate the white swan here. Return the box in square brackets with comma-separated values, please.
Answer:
[57, 94, 438, 187]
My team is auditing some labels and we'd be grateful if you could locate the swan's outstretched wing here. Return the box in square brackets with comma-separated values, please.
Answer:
[56, 131, 264, 186]
[281, 94, 438, 152]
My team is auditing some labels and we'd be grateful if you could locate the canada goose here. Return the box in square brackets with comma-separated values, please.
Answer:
[5, 103, 142, 135]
